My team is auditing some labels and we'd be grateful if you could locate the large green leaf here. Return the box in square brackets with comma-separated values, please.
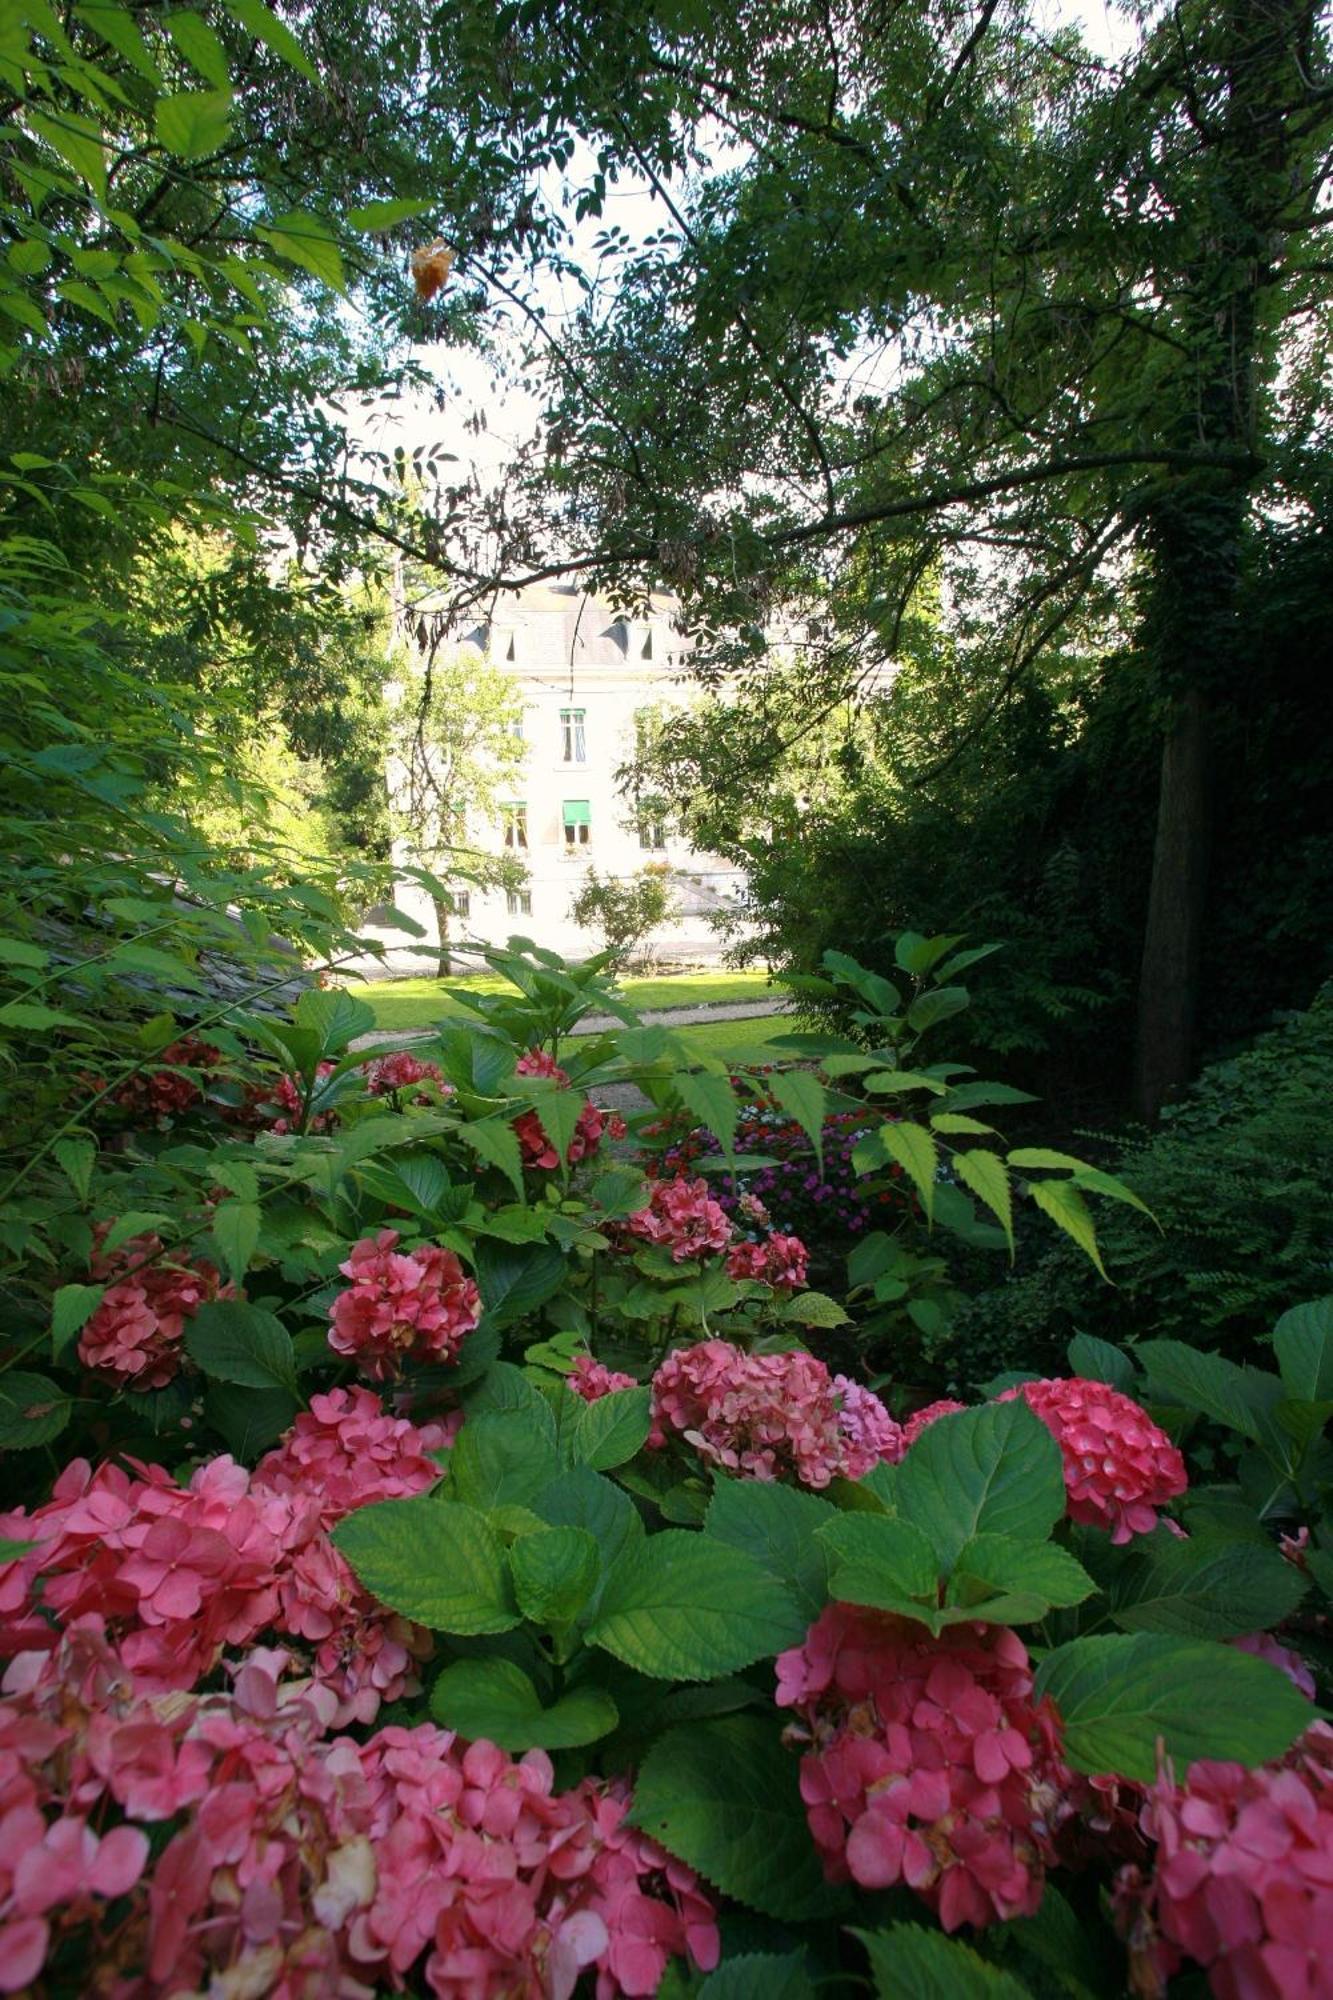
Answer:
[630, 1716, 846, 1919]
[572, 1385, 651, 1470]
[51, 1281, 104, 1360]
[705, 1476, 835, 1620]
[1273, 1298, 1333, 1403]
[674, 1072, 738, 1161]
[223, 0, 319, 80]
[1066, 1332, 1136, 1393]
[944, 1534, 1097, 1625]
[474, 1239, 567, 1328]
[817, 1513, 940, 1618]
[767, 1070, 827, 1171]
[854, 1926, 1032, 1999]
[0, 1371, 70, 1449]
[447, 1410, 561, 1509]
[184, 1300, 297, 1392]
[588, 1534, 805, 1680]
[508, 1525, 601, 1626]
[154, 89, 234, 160]
[210, 1198, 260, 1287]
[951, 1148, 1013, 1252]
[333, 1497, 519, 1634]
[896, 1400, 1066, 1568]
[879, 1120, 937, 1223]
[430, 1657, 617, 1750]
[1034, 1633, 1314, 1781]
[1025, 1179, 1106, 1279]
[1136, 1340, 1283, 1442]
[204, 1383, 300, 1460]
[699, 1955, 817, 2000]
[1104, 1531, 1307, 1639]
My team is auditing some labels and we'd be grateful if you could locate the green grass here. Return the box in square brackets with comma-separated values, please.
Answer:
[668, 1014, 795, 1062]
[347, 968, 778, 1033]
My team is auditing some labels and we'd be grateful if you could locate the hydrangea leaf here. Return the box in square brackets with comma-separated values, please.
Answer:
[572, 1385, 651, 1470]
[1102, 1530, 1307, 1639]
[588, 1534, 806, 1681]
[698, 1953, 818, 2000]
[333, 1497, 520, 1635]
[508, 1525, 601, 1627]
[1034, 1633, 1315, 1781]
[430, 1657, 617, 1750]
[895, 1400, 1066, 1569]
[630, 1716, 848, 1919]
[705, 1476, 835, 1620]
[853, 1925, 1032, 1998]
[184, 1299, 297, 1392]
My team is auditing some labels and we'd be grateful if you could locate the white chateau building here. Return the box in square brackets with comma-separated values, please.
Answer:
[373, 584, 751, 968]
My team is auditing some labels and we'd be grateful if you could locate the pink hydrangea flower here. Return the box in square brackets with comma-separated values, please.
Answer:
[111, 1036, 220, 1125]
[776, 1603, 1064, 1930]
[568, 1355, 638, 1403]
[327, 1228, 481, 1381]
[901, 1398, 969, 1447]
[996, 1377, 1188, 1543]
[1232, 1632, 1318, 1700]
[239, 1058, 339, 1134]
[1117, 1722, 1333, 2000]
[251, 1386, 457, 1525]
[77, 1227, 233, 1390]
[364, 1050, 449, 1098]
[650, 1339, 903, 1488]
[622, 1175, 733, 1263]
[726, 1231, 810, 1292]
[512, 1047, 610, 1169]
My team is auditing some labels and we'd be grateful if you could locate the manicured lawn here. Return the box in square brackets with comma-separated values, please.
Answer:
[668, 1014, 796, 1062]
[347, 968, 778, 1033]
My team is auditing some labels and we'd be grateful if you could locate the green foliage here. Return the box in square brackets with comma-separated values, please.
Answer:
[956, 989, 1333, 1381]
[569, 865, 680, 969]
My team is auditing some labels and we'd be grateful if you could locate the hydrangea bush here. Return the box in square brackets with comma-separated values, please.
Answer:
[2, 936, 1331, 1997]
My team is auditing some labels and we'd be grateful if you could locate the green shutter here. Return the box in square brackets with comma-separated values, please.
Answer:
[562, 800, 591, 825]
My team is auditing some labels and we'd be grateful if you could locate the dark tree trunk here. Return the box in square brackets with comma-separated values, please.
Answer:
[431, 895, 451, 979]
[1133, 687, 1212, 1121]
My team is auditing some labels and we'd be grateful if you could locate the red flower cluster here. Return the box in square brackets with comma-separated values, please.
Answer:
[1117, 1723, 1333, 2000]
[568, 1354, 638, 1402]
[901, 1398, 968, 1448]
[726, 1231, 811, 1293]
[623, 1174, 734, 1263]
[0, 1628, 717, 1997]
[512, 1047, 622, 1169]
[110, 1036, 221, 1125]
[649, 1339, 903, 1488]
[776, 1603, 1065, 1930]
[0, 1391, 456, 1728]
[364, 1049, 449, 1099]
[78, 1226, 232, 1389]
[997, 1378, 1188, 1544]
[239, 1059, 339, 1135]
[327, 1228, 482, 1381]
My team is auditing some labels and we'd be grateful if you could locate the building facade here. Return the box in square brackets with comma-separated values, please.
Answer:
[372, 584, 750, 969]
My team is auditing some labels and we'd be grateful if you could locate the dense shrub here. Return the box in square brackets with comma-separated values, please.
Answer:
[951, 987, 1333, 1385]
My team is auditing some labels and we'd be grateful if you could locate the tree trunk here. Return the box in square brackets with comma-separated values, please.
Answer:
[1132, 687, 1212, 1120]
[431, 895, 451, 979]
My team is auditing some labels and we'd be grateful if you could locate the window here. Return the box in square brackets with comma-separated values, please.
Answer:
[562, 800, 591, 848]
[560, 708, 587, 764]
[638, 817, 667, 852]
[506, 888, 532, 917]
[453, 890, 471, 919]
[507, 714, 524, 742]
[502, 802, 527, 849]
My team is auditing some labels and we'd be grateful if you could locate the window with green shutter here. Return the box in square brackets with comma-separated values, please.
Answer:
[562, 800, 591, 847]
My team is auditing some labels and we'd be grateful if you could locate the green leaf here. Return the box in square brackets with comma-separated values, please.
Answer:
[588, 1534, 805, 1680]
[896, 1400, 1066, 1569]
[166, 10, 232, 87]
[51, 1281, 103, 1359]
[508, 1525, 601, 1625]
[675, 1072, 738, 1162]
[767, 1070, 826, 1171]
[257, 211, 346, 293]
[929, 1113, 997, 1136]
[1137, 1340, 1281, 1442]
[474, 1239, 567, 1328]
[946, 1534, 1098, 1624]
[854, 1925, 1032, 1999]
[630, 1716, 846, 1919]
[223, 0, 318, 79]
[1026, 1179, 1106, 1278]
[1034, 1633, 1315, 1781]
[705, 1476, 834, 1620]
[880, 1120, 937, 1223]
[590, 1165, 651, 1219]
[0, 1371, 70, 1449]
[952, 1149, 1013, 1252]
[459, 1116, 526, 1195]
[154, 89, 234, 160]
[211, 1199, 261, 1287]
[333, 1497, 519, 1634]
[905, 986, 969, 1034]
[204, 1382, 300, 1459]
[346, 197, 435, 231]
[1104, 1531, 1307, 1639]
[781, 1290, 850, 1328]
[0, 936, 47, 969]
[430, 1657, 618, 1750]
[26, 111, 107, 200]
[1066, 1332, 1136, 1393]
[573, 1386, 651, 1470]
[448, 1410, 561, 1509]
[184, 1300, 297, 1392]
[699, 1954, 817, 2000]
[818, 1513, 941, 1622]
[1273, 1298, 1333, 1402]
[0, 1002, 95, 1033]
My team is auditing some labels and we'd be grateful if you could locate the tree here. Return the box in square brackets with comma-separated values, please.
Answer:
[569, 865, 679, 969]
[381, 0, 1332, 1115]
[391, 645, 526, 974]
